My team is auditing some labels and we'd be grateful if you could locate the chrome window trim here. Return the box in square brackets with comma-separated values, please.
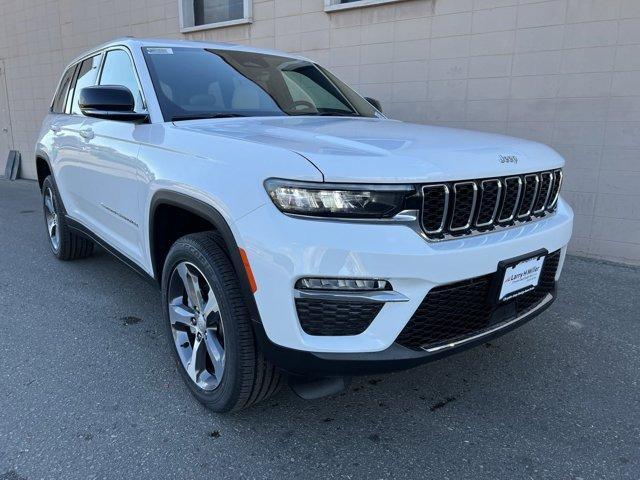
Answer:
[57, 43, 149, 118]
[449, 182, 478, 232]
[476, 179, 502, 228]
[420, 184, 450, 235]
[497, 176, 522, 224]
[97, 46, 149, 113]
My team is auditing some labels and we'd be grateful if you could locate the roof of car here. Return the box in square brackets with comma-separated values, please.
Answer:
[67, 37, 310, 66]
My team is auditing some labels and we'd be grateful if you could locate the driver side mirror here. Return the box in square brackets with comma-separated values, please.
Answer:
[365, 97, 382, 112]
[79, 85, 148, 123]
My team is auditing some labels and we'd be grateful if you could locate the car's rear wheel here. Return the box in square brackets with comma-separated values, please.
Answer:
[161, 232, 283, 412]
[42, 176, 94, 260]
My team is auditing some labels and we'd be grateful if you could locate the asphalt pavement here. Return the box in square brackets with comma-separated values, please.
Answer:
[1, 179, 639, 480]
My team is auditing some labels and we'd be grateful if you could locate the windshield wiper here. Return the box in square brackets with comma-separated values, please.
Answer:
[171, 113, 247, 121]
[316, 111, 360, 117]
[288, 111, 359, 117]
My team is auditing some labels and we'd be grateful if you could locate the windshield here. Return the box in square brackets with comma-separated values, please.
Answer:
[142, 46, 378, 121]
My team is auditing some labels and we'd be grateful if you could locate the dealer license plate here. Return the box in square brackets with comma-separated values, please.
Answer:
[498, 255, 545, 302]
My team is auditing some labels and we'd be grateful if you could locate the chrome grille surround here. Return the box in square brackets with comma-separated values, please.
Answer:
[476, 179, 503, 227]
[517, 173, 540, 219]
[547, 170, 563, 211]
[497, 176, 522, 224]
[420, 184, 450, 235]
[449, 182, 478, 232]
[420, 169, 562, 241]
[533, 171, 554, 215]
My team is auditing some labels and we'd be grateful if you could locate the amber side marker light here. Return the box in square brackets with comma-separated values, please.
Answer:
[239, 248, 257, 293]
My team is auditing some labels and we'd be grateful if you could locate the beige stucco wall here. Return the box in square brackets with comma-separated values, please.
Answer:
[0, 0, 638, 264]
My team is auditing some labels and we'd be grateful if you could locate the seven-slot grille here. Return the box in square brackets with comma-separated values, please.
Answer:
[421, 169, 562, 240]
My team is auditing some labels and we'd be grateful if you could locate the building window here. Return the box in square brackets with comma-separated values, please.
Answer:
[179, 0, 252, 32]
[324, 0, 411, 12]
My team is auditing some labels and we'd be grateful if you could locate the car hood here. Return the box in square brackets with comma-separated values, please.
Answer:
[173, 117, 564, 183]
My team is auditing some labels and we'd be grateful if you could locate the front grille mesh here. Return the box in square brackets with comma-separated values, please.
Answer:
[421, 169, 562, 240]
[396, 250, 560, 351]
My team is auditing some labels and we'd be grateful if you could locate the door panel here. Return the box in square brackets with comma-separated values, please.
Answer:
[71, 47, 150, 265]
[77, 117, 148, 264]
[52, 113, 88, 216]
[55, 54, 102, 220]
[57, 48, 149, 266]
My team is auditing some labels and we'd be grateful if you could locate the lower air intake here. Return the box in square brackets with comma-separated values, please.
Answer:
[396, 250, 561, 351]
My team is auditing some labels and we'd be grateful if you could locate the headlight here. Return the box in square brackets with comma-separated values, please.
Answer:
[265, 179, 414, 218]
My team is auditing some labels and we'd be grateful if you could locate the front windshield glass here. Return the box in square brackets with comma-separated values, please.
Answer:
[142, 46, 378, 121]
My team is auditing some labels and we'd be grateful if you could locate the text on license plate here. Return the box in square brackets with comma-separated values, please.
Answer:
[499, 255, 545, 302]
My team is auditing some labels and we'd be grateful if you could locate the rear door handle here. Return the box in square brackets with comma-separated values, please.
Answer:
[79, 128, 94, 140]
[50, 124, 61, 133]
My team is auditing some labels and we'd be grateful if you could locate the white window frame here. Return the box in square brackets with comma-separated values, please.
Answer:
[179, 0, 252, 33]
[324, 0, 412, 12]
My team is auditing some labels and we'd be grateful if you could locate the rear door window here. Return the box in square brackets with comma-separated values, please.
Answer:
[70, 54, 102, 115]
[52, 66, 76, 114]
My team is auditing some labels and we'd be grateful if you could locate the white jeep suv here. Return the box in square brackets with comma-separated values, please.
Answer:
[36, 38, 573, 412]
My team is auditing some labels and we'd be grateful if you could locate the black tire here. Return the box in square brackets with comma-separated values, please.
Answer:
[42, 176, 94, 260]
[161, 231, 283, 412]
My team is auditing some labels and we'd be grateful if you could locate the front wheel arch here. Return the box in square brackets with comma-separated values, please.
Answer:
[149, 191, 261, 324]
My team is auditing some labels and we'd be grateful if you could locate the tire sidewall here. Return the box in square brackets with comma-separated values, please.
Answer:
[41, 176, 65, 258]
[161, 237, 245, 411]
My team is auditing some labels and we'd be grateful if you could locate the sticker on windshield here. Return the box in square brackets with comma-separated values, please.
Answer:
[146, 47, 173, 55]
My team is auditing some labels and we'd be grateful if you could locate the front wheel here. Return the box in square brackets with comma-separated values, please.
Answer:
[161, 232, 282, 412]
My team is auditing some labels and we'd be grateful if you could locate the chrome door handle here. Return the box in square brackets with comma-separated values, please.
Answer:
[79, 128, 94, 140]
[50, 124, 61, 133]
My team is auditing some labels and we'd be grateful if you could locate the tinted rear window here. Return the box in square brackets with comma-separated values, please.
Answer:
[52, 66, 76, 114]
[70, 54, 102, 115]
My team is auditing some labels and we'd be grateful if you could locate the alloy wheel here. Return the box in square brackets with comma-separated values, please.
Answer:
[43, 187, 60, 251]
[168, 261, 226, 391]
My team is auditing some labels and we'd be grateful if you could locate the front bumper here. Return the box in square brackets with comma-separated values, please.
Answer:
[252, 288, 556, 376]
[236, 198, 573, 356]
